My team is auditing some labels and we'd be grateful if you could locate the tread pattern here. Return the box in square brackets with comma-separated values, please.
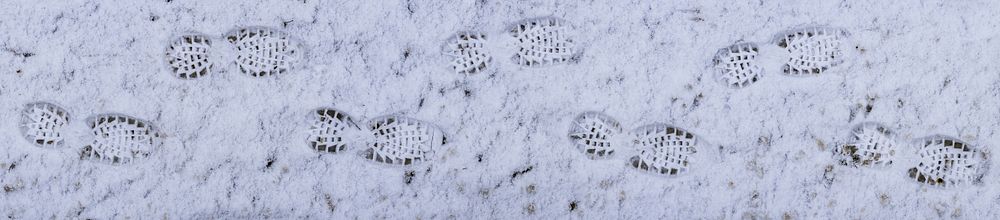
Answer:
[510, 17, 577, 67]
[307, 108, 358, 153]
[775, 27, 847, 75]
[714, 42, 762, 88]
[444, 32, 492, 74]
[568, 112, 622, 159]
[225, 27, 302, 77]
[836, 123, 896, 167]
[908, 137, 988, 186]
[19, 102, 70, 148]
[166, 34, 213, 79]
[361, 116, 446, 165]
[628, 124, 697, 176]
[80, 115, 161, 164]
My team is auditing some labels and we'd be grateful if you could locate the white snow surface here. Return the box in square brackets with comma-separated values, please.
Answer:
[2, 0, 1000, 218]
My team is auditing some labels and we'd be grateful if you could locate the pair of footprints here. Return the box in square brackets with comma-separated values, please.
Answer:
[165, 27, 304, 79]
[714, 27, 851, 88]
[568, 112, 698, 176]
[18, 102, 163, 164]
[444, 17, 581, 74]
[306, 108, 447, 166]
[836, 123, 990, 187]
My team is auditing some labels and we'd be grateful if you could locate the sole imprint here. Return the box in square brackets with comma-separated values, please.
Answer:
[774, 27, 848, 75]
[307, 108, 359, 153]
[444, 32, 492, 74]
[225, 27, 302, 77]
[908, 137, 988, 187]
[714, 42, 762, 88]
[360, 116, 446, 165]
[835, 123, 896, 167]
[568, 112, 622, 159]
[19, 102, 70, 148]
[80, 114, 162, 164]
[509, 17, 578, 67]
[628, 124, 697, 176]
[166, 34, 213, 79]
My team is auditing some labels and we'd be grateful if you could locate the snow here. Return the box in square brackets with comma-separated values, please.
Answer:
[2, 0, 1000, 218]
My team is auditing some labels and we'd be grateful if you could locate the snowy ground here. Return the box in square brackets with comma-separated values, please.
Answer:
[2, 0, 1000, 218]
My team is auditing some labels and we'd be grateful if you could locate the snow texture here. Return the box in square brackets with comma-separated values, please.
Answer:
[3, 0, 1000, 219]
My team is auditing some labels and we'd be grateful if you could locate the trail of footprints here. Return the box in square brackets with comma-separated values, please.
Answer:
[165, 27, 303, 79]
[18, 102, 163, 165]
[18, 21, 993, 188]
[16, 101, 990, 186]
[167, 17, 579, 77]
[567, 113, 991, 185]
[569, 112, 989, 184]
